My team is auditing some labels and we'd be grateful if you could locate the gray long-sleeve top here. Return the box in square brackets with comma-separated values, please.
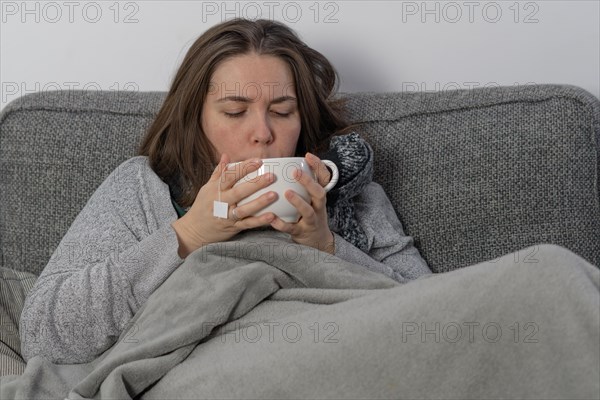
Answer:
[19, 156, 431, 364]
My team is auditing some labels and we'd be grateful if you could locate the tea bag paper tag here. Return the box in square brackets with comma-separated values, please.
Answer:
[213, 201, 228, 219]
[213, 169, 229, 219]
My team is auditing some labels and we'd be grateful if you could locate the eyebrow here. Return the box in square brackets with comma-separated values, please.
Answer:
[216, 95, 297, 104]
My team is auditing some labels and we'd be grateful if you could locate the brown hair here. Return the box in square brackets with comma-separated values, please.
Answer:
[138, 18, 357, 208]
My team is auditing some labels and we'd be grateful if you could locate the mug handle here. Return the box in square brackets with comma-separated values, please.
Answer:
[321, 160, 339, 192]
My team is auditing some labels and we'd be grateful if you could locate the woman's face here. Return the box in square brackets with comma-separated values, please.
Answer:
[201, 53, 302, 163]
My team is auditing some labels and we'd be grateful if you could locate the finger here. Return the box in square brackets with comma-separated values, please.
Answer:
[220, 158, 263, 189]
[229, 206, 241, 221]
[236, 212, 277, 230]
[269, 216, 296, 235]
[305, 152, 331, 188]
[232, 191, 278, 219]
[293, 168, 327, 210]
[209, 153, 230, 182]
[285, 188, 316, 223]
[231, 171, 275, 201]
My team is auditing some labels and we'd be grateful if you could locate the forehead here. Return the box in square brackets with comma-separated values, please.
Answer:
[207, 53, 296, 101]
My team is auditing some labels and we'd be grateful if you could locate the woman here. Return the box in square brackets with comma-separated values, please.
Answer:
[19, 18, 431, 364]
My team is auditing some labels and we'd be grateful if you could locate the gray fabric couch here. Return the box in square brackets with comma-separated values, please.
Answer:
[0, 84, 599, 375]
[2, 84, 599, 275]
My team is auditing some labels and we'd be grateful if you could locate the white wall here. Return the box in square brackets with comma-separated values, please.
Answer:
[1, 0, 599, 112]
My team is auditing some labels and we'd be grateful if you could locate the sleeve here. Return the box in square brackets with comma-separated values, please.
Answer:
[332, 182, 432, 282]
[19, 157, 185, 364]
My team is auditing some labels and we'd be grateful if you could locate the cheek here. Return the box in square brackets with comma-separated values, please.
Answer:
[202, 116, 228, 152]
[292, 118, 302, 142]
[204, 111, 232, 137]
[200, 113, 213, 139]
[207, 127, 232, 152]
[272, 116, 300, 133]
[284, 120, 302, 152]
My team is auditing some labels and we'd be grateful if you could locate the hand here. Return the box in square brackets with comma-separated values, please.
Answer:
[305, 152, 332, 188]
[269, 153, 335, 254]
[171, 154, 278, 258]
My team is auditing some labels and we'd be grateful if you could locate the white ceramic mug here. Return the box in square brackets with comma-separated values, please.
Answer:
[232, 157, 339, 223]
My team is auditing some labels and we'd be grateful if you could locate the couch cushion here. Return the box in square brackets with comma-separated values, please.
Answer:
[343, 85, 600, 272]
[0, 85, 598, 275]
[0, 266, 37, 376]
[0, 91, 166, 275]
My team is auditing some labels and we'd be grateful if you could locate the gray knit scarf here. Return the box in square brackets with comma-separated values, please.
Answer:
[319, 132, 372, 252]
[167, 132, 372, 252]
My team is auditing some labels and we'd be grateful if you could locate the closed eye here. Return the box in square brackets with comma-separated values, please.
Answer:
[224, 111, 245, 118]
[224, 110, 291, 118]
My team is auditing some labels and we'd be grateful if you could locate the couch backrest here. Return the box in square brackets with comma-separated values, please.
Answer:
[1, 84, 598, 275]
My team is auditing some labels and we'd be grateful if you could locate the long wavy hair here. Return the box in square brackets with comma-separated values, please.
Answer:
[138, 18, 357, 208]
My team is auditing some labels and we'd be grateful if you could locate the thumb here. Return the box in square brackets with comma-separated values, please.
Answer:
[305, 152, 332, 187]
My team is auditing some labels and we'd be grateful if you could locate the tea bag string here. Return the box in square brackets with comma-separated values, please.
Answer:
[218, 172, 223, 203]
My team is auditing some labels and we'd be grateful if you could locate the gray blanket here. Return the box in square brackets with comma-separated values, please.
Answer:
[1, 233, 599, 399]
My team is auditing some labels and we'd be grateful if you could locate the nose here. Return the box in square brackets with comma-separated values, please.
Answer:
[250, 114, 273, 145]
